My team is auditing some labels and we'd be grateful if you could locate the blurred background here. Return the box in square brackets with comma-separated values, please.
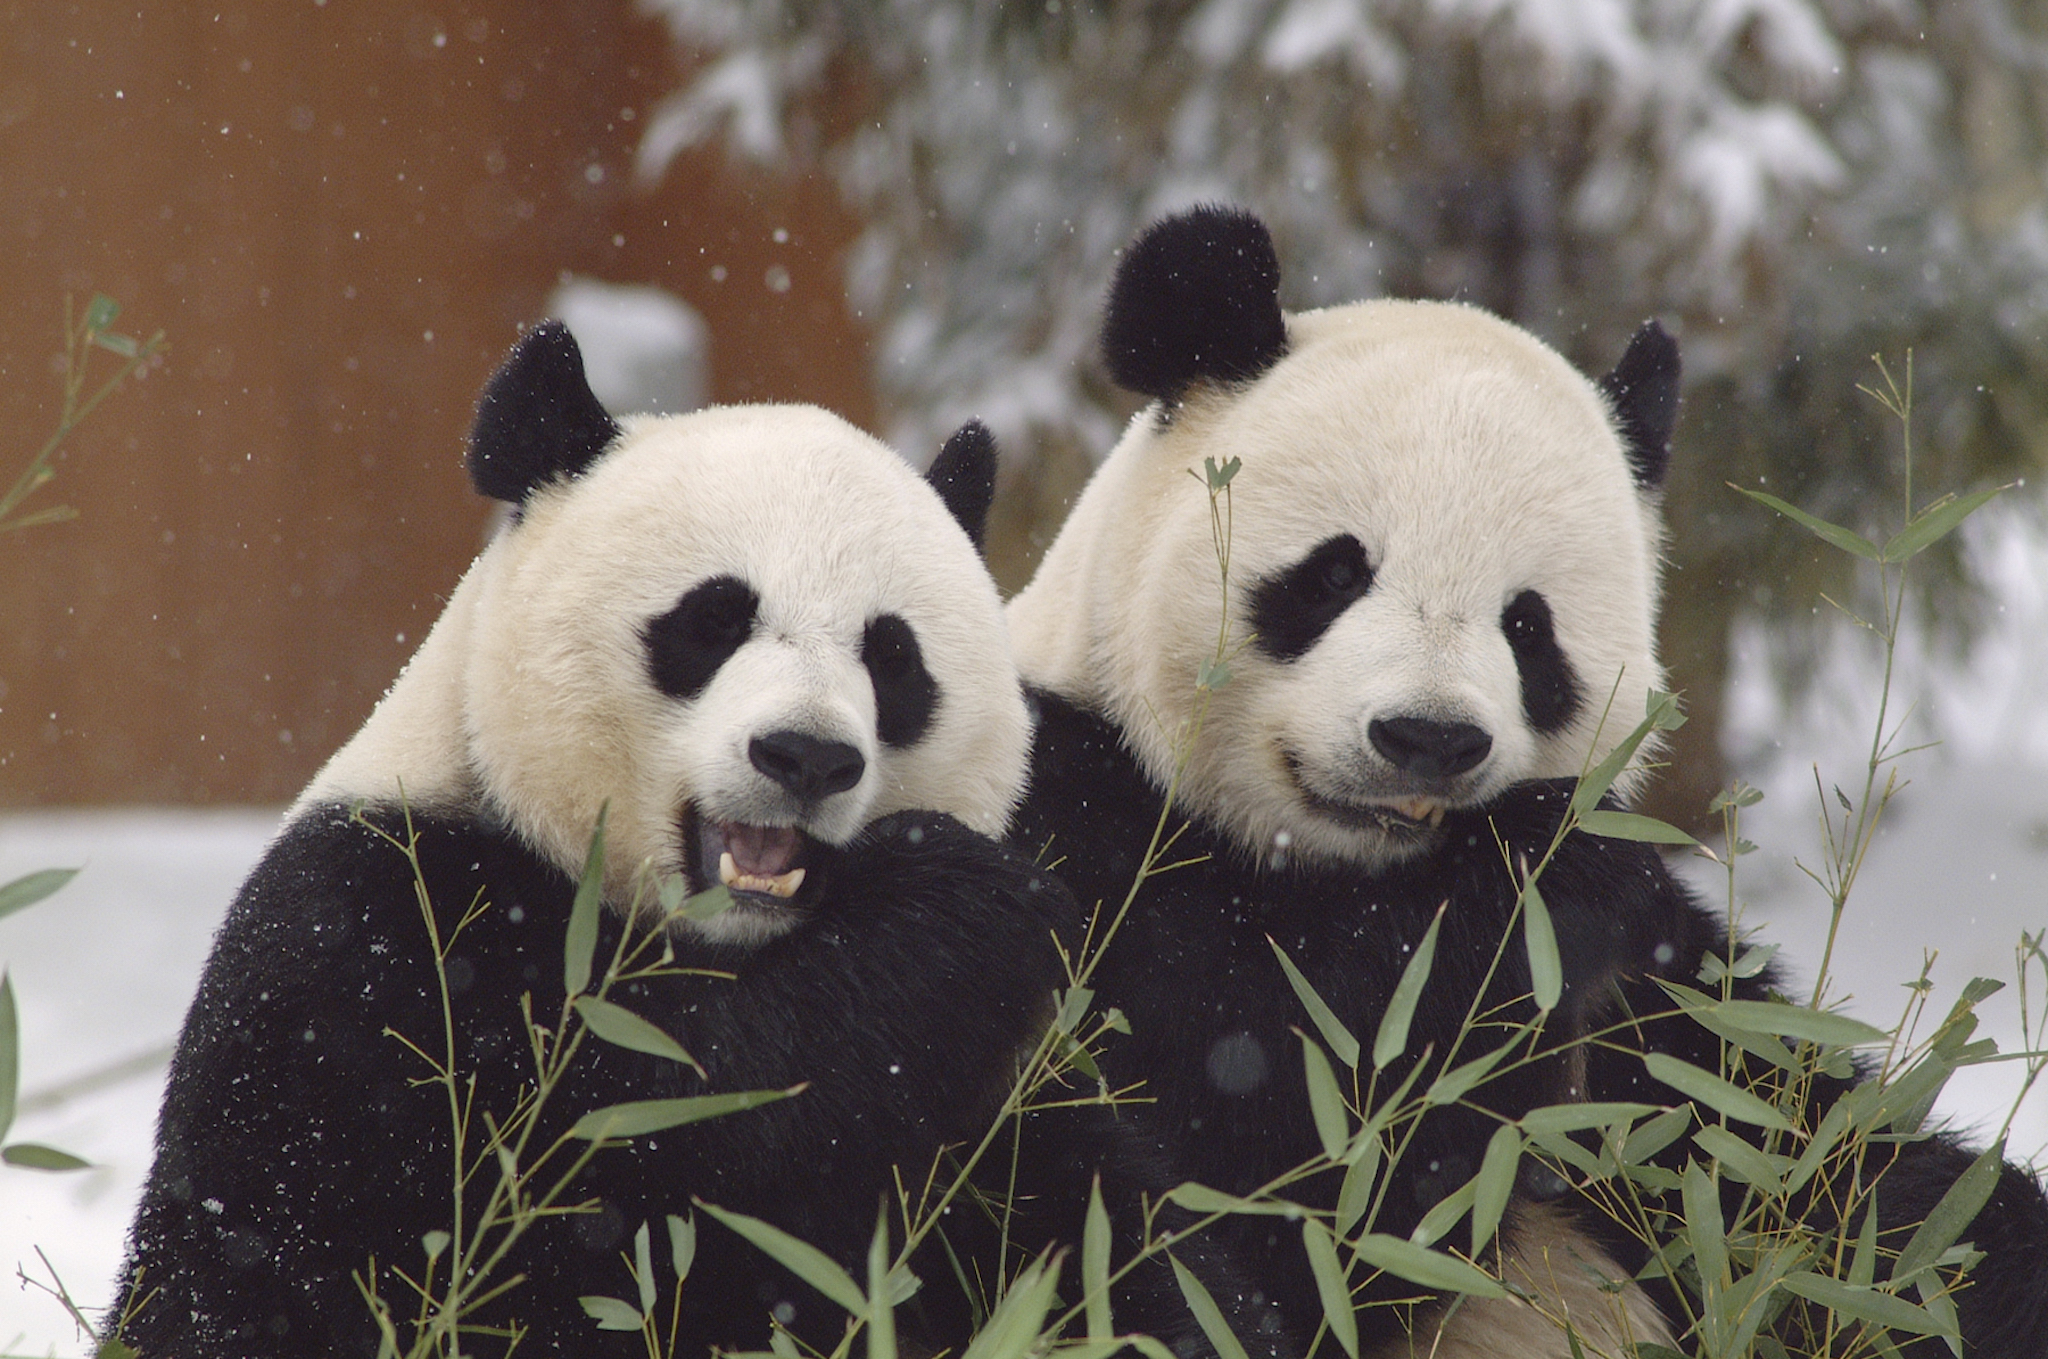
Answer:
[6, 1, 2048, 1350]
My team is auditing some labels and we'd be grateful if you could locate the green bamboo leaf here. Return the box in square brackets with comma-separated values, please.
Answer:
[1301, 1220, 1359, 1359]
[573, 1087, 796, 1140]
[1709, 998, 1890, 1049]
[1166, 1182, 1309, 1217]
[1470, 1124, 1523, 1257]
[564, 805, 609, 998]
[1644, 1052, 1794, 1132]
[0, 973, 14, 1145]
[1336, 1134, 1381, 1236]
[573, 996, 707, 1076]
[1683, 1163, 1728, 1289]
[1659, 981, 1801, 1074]
[963, 1252, 1062, 1359]
[1300, 1034, 1350, 1161]
[680, 883, 735, 922]
[1424, 1041, 1511, 1107]
[669, 1213, 696, 1282]
[1351, 1233, 1506, 1298]
[1409, 1175, 1477, 1250]
[1882, 487, 2005, 564]
[1374, 905, 1443, 1069]
[1, 1142, 89, 1171]
[1083, 1176, 1112, 1340]
[578, 1295, 645, 1331]
[1734, 485, 1882, 561]
[1693, 1125, 1787, 1195]
[1519, 1102, 1656, 1135]
[1269, 937, 1360, 1067]
[0, 868, 78, 923]
[1576, 810, 1698, 846]
[1169, 1255, 1253, 1359]
[1850, 1193, 1880, 1288]
[1778, 1273, 1950, 1338]
[1894, 1141, 2003, 1286]
[1568, 695, 1677, 818]
[93, 1340, 138, 1359]
[1621, 1106, 1693, 1165]
[84, 293, 121, 331]
[92, 331, 140, 359]
[1522, 880, 1561, 1012]
[868, 1209, 896, 1359]
[422, 1230, 450, 1262]
[697, 1200, 866, 1315]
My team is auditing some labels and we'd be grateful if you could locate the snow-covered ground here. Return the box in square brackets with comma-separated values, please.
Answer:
[3, 521, 2046, 1354]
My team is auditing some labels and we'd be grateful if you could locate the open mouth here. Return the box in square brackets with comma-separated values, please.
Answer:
[682, 806, 820, 907]
[1284, 754, 1450, 836]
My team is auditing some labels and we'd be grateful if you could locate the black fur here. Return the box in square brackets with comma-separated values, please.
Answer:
[467, 321, 623, 505]
[1102, 205, 1288, 403]
[926, 419, 998, 550]
[1012, 689, 2048, 1357]
[1247, 534, 1374, 662]
[861, 614, 938, 748]
[1597, 319, 1682, 490]
[1501, 589, 1583, 734]
[643, 575, 759, 701]
[112, 804, 1231, 1356]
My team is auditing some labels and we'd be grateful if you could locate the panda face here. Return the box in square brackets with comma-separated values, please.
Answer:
[455, 404, 1026, 943]
[1011, 299, 1668, 871]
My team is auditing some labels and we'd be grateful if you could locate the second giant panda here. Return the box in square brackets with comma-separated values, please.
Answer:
[1008, 207, 2048, 1358]
[112, 325, 1234, 1357]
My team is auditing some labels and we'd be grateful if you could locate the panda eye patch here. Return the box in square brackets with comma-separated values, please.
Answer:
[1501, 589, 1583, 735]
[862, 613, 939, 748]
[643, 575, 759, 701]
[1248, 534, 1375, 661]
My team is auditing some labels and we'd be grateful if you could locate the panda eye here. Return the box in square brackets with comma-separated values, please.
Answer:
[1249, 534, 1374, 662]
[862, 613, 939, 748]
[643, 575, 758, 701]
[1501, 589, 1583, 735]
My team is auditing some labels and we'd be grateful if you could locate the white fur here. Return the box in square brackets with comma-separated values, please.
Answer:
[298, 404, 1029, 942]
[1009, 299, 1666, 869]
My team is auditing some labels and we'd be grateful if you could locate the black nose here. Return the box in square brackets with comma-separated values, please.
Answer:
[749, 730, 866, 801]
[1368, 717, 1493, 779]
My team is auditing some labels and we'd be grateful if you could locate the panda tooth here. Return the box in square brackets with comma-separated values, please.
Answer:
[718, 851, 740, 887]
[1428, 806, 1446, 828]
[764, 868, 806, 899]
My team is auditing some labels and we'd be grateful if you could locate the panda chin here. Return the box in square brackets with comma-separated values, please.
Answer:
[681, 806, 823, 913]
[1282, 755, 1452, 843]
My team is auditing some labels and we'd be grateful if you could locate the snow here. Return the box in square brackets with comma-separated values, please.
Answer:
[547, 277, 709, 417]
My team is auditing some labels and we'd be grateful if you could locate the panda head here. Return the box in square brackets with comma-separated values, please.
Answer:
[324, 322, 1026, 944]
[1009, 207, 1681, 872]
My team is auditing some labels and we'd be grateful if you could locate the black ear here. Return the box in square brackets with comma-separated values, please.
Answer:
[467, 321, 622, 505]
[1101, 205, 1288, 403]
[927, 419, 997, 553]
[1597, 320, 1681, 490]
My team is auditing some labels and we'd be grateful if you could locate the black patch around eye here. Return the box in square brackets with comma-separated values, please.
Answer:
[862, 613, 939, 748]
[1248, 535, 1375, 661]
[643, 576, 758, 700]
[1501, 589, 1583, 735]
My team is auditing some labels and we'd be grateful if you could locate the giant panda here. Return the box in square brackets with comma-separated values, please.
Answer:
[1008, 206, 2048, 1358]
[110, 324, 1236, 1358]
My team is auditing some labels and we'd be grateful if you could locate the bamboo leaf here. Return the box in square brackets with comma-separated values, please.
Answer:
[1301, 1220, 1359, 1359]
[0, 868, 78, 923]
[1709, 998, 1890, 1049]
[574, 1087, 796, 1140]
[1621, 1106, 1693, 1165]
[1694, 1125, 1787, 1195]
[1851, 1193, 1880, 1289]
[574, 996, 707, 1076]
[1471, 1124, 1523, 1257]
[1083, 1176, 1112, 1340]
[1778, 1273, 1950, 1338]
[964, 1253, 1065, 1359]
[1645, 1052, 1794, 1132]
[1300, 1034, 1350, 1161]
[578, 1295, 646, 1330]
[632, 1219, 657, 1315]
[1, 1142, 89, 1171]
[1894, 1141, 2003, 1286]
[681, 883, 736, 922]
[1882, 487, 2005, 563]
[1351, 1233, 1506, 1298]
[1169, 1255, 1253, 1359]
[1734, 486, 1882, 561]
[1424, 1041, 1511, 1107]
[1522, 880, 1561, 1012]
[1269, 937, 1359, 1067]
[669, 1213, 696, 1283]
[1166, 1182, 1310, 1217]
[1409, 1174, 1477, 1249]
[564, 805, 609, 998]
[1576, 809, 1697, 845]
[1336, 1135, 1381, 1236]
[698, 1200, 867, 1316]
[1374, 905, 1443, 1069]
[1683, 1163, 1728, 1290]
[868, 1209, 896, 1359]
[1519, 1103, 1656, 1135]
[84, 293, 121, 331]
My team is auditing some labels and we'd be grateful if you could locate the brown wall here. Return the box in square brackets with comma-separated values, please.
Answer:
[0, 1, 873, 805]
